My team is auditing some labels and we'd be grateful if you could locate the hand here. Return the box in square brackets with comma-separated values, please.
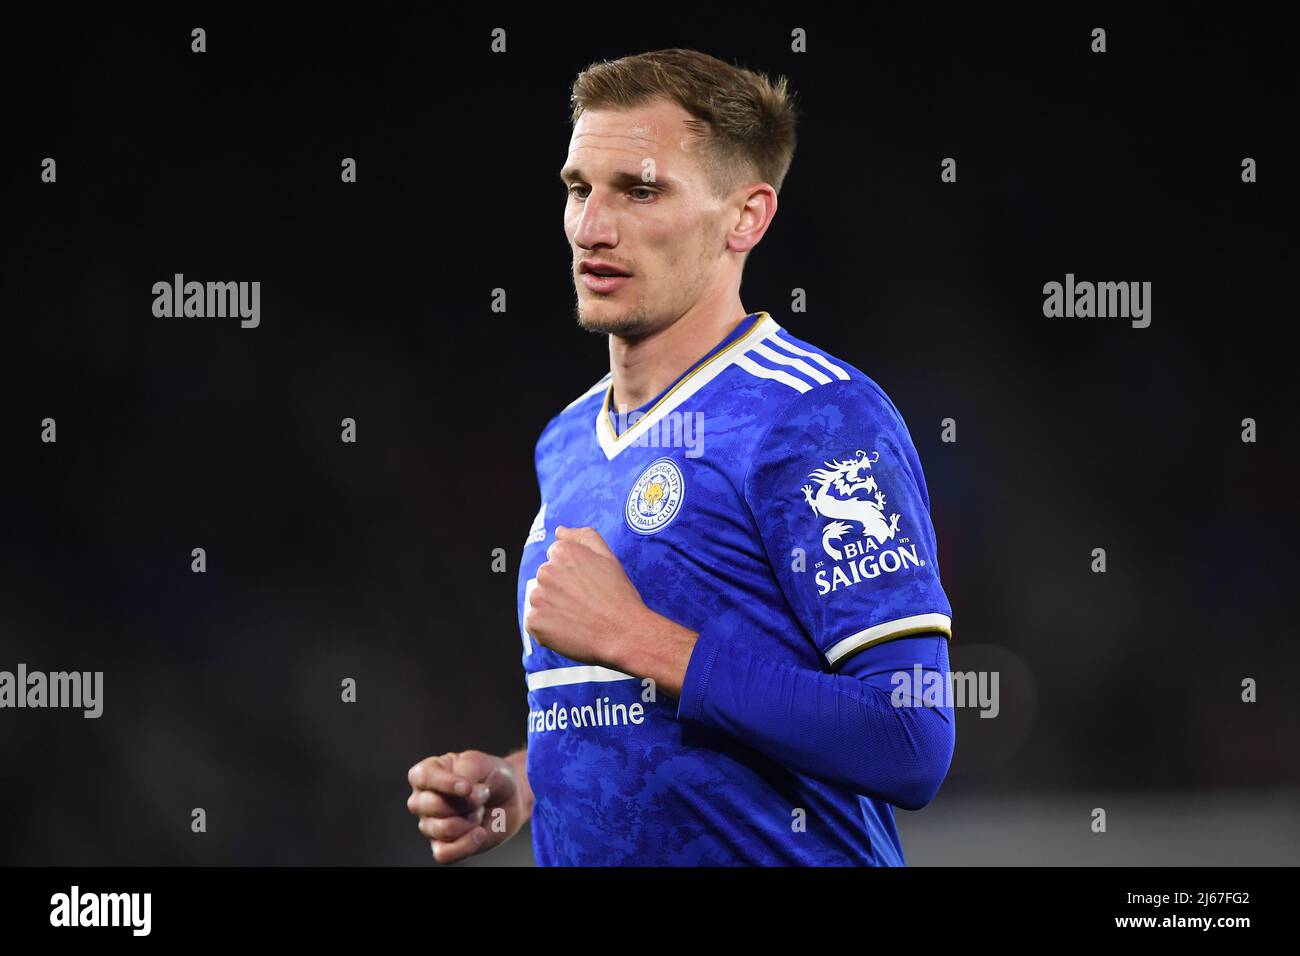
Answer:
[523, 525, 649, 668]
[406, 750, 529, 863]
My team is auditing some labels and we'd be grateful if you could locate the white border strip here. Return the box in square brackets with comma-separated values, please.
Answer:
[824, 613, 953, 666]
[596, 314, 779, 459]
[520, 578, 538, 655]
[526, 665, 636, 691]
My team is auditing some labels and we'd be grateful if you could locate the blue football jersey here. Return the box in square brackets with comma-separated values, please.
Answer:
[516, 310, 953, 865]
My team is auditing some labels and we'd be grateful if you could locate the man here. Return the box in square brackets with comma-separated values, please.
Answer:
[407, 48, 955, 865]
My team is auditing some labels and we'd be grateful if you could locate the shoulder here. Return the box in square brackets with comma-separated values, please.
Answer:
[553, 369, 611, 422]
[534, 370, 610, 459]
[733, 320, 908, 433]
[734, 321, 931, 503]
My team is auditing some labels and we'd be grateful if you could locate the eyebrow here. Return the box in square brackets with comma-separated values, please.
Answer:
[559, 167, 670, 188]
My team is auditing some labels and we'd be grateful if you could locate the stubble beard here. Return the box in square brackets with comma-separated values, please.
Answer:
[574, 296, 655, 339]
[573, 244, 713, 340]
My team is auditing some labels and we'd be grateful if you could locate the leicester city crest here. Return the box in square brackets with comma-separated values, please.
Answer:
[625, 457, 685, 534]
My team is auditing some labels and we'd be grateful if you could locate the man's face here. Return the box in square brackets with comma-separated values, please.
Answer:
[561, 98, 734, 338]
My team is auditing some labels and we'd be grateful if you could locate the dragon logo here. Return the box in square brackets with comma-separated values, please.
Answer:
[801, 449, 901, 560]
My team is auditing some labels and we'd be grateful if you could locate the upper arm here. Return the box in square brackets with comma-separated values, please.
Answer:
[744, 379, 954, 671]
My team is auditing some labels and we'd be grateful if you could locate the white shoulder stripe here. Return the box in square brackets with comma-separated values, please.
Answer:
[768, 332, 851, 380]
[735, 353, 812, 392]
[751, 338, 832, 385]
[564, 372, 612, 411]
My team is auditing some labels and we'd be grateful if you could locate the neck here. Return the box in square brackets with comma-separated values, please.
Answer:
[608, 300, 752, 412]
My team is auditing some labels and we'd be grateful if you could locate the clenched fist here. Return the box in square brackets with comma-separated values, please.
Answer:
[407, 749, 532, 863]
[523, 525, 650, 669]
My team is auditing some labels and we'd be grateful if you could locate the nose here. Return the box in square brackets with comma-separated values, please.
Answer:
[571, 188, 618, 251]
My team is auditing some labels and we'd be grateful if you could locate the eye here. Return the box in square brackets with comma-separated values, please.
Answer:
[567, 184, 589, 200]
[630, 186, 657, 201]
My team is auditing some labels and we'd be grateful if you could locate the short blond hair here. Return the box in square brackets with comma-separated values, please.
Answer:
[569, 48, 798, 198]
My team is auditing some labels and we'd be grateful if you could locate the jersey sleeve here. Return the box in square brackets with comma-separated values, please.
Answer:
[743, 378, 953, 669]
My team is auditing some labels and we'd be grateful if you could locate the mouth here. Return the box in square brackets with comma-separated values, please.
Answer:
[579, 272, 632, 293]
[579, 260, 632, 276]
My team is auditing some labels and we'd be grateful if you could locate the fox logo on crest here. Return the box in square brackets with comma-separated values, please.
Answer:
[801, 449, 901, 560]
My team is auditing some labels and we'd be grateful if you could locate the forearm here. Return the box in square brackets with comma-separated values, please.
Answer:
[505, 746, 534, 822]
[673, 632, 955, 810]
[610, 607, 698, 699]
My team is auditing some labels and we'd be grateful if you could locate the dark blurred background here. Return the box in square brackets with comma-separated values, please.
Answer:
[1, 7, 1296, 865]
